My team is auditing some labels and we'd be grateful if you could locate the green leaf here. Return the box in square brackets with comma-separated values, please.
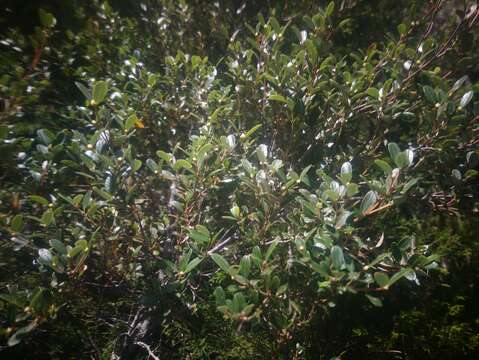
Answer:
[131, 159, 142, 172]
[422, 85, 437, 104]
[346, 183, 359, 196]
[75, 82, 91, 99]
[387, 267, 413, 287]
[50, 239, 67, 255]
[239, 255, 251, 278]
[124, 114, 137, 131]
[325, 1, 335, 17]
[82, 191, 92, 210]
[92, 81, 108, 105]
[38, 9, 56, 28]
[365, 294, 383, 307]
[184, 257, 202, 274]
[360, 190, 377, 214]
[265, 239, 279, 261]
[252, 246, 262, 261]
[230, 205, 240, 218]
[300, 165, 312, 186]
[397, 23, 407, 35]
[11, 214, 23, 232]
[92, 186, 113, 201]
[402, 177, 418, 193]
[29, 288, 45, 312]
[146, 158, 159, 172]
[374, 159, 392, 174]
[268, 94, 288, 104]
[156, 150, 173, 162]
[373, 272, 390, 287]
[366, 87, 379, 99]
[276, 284, 288, 296]
[460, 90, 473, 108]
[41, 209, 54, 226]
[330, 245, 345, 270]
[394, 151, 411, 168]
[365, 253, 390, 269]
[446, 101, 456, 115]
[242, 124, 262, 139]
[37, 129, 55, 145]
[174, 159, 193, 171]
[211, 253, 231, 273]
[387, 142, 400, 162]
[189, 230, 210, 243]
[214, 287, 226, 305]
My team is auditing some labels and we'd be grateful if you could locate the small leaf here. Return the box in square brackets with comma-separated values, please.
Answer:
[252, 246, 262, 261]
[340, 161, 352, 183]
[92, 186, 113, 201]
[387, 268, 413, 287]
[387, 142, 400, 162]
[11, 214, 23, 232]
[82, 191, 92, 210]
[156, 150, 173, 162]
[189, 230, 210, 243]
[75, 82, 91, 99]
[276, 284, 288, 296]
[397, 23, 407, 35]
[242, 124, 262, 139]
[38, 9, 56, 28]
[41, 209, 54, 226]
[366, 87, 379, 99]
[365, 294, 383, 307]
[374, 159, 392, 174]
[265, 239, 279, 261]
[422, 85, 437, 104]
[50, 239, 67, 255]
[146, 158, 159, 172]
[446, 101, 456, 115]
[402, 178, 419, 193]
[92, 81, 108, 105]
[330, 245, 345, 270]
[268, 94, 288, 104]
[174, 159, 193, 171]
[239, 255, 251, 277]
[124, 114, 138, 131]
[335, 210, 351, 229]
[360, 190, 377, 214]
[346, 183, 359, 196]
[37, 129, 55, 145]
[460, 90, 473, 108]
[230, 205, 240, 218]
[325, 1, 335, 17]
[131, 159, 142, 172]
[211, 253, 231, 273]
[214, 287, 226, 305]
[374, 272, 390, 287]
[184, 258, 202, 274]
[394, 151, 410, 168]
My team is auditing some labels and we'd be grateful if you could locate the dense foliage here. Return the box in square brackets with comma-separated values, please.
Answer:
[1, 1, 478, 359]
